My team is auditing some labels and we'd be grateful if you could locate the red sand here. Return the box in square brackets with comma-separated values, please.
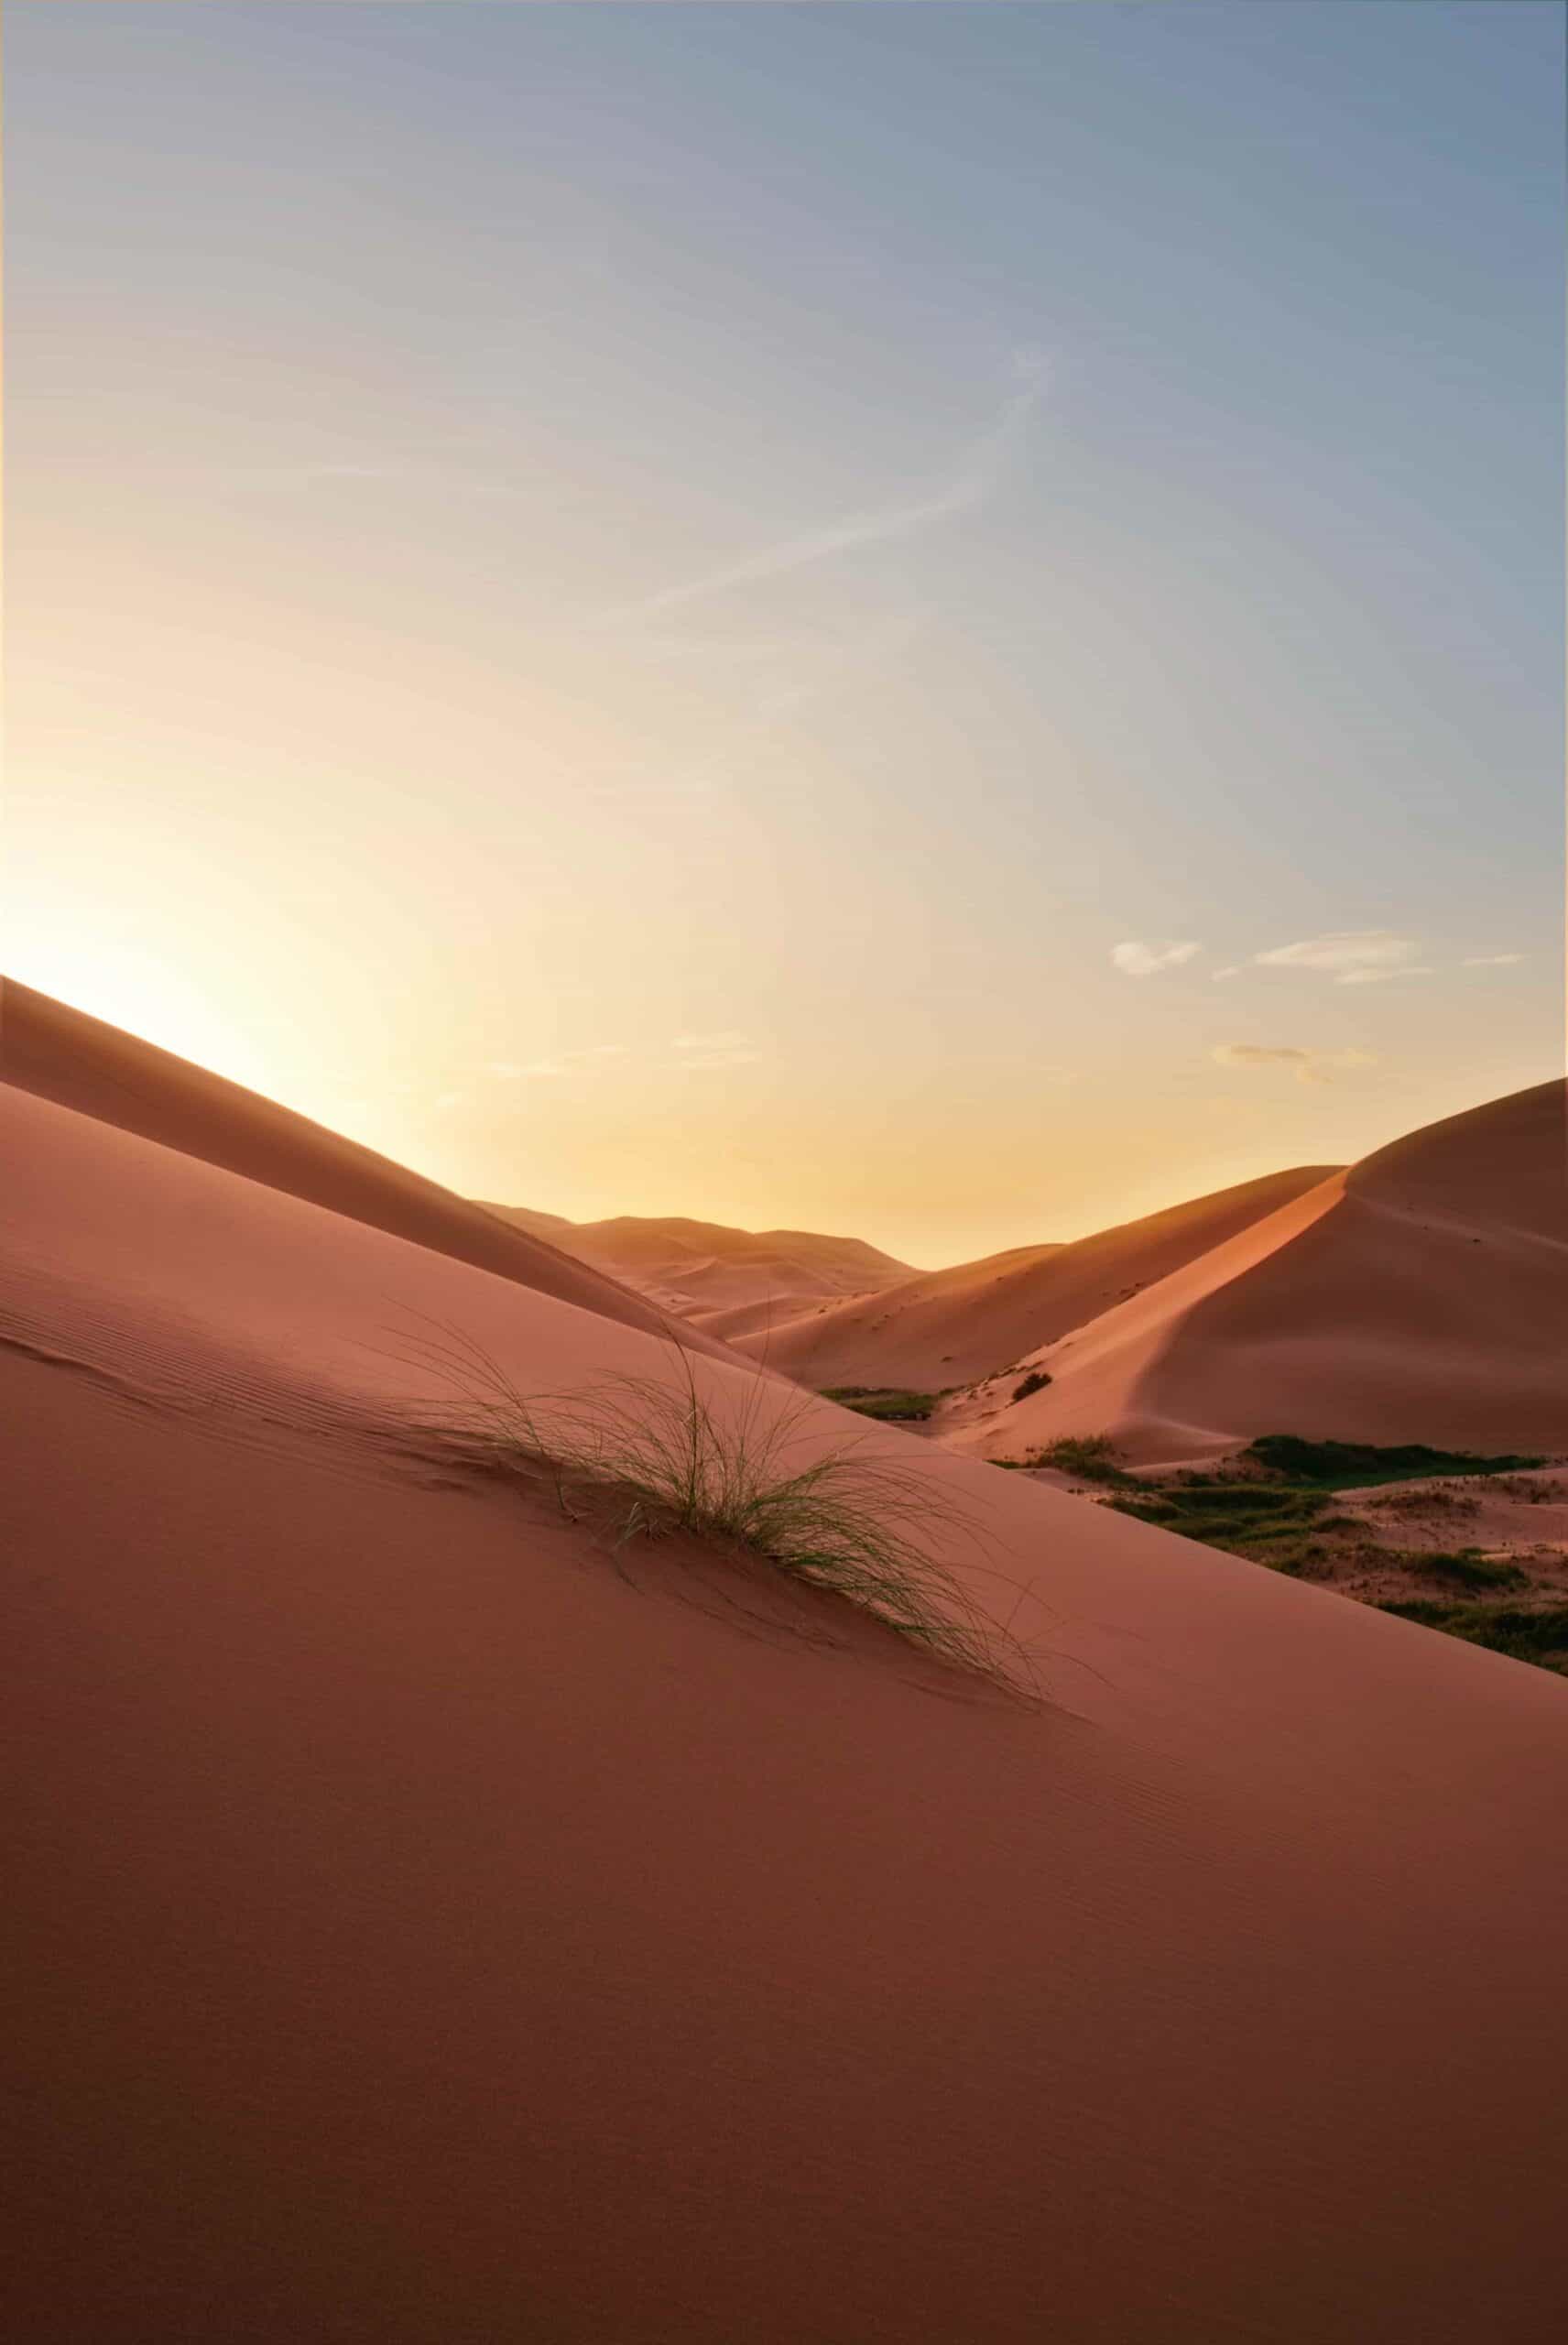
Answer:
[743, 1167, 1334, 1391]
[5, 1003, 1568, 2341]
[947, 1082, 1568, 1465]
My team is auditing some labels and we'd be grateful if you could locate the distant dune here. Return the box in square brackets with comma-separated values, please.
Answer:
[944, 1081, 1568, 1464]
[482, 1201, 915, 1322]
[741, 1167, 1335, 1391]
[5, 998, 1567, 2340]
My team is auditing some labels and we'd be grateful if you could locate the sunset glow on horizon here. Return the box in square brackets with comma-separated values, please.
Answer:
[7, 1, 1563, 1264]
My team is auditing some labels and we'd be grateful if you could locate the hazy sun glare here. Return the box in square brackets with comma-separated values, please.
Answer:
[7, 941, 277, 1098]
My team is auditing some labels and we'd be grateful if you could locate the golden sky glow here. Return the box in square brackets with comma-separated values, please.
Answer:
[6, 4, 1562, 1263]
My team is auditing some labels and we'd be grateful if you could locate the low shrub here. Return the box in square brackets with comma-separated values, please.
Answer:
[1403, 1547, 1528, 1593]
[1106, 1478, 1338, 1574]
[1029, 1434, 1133, 1486]
[822, 1387, 939, 1423]
[1243, 1434, 1542, 1489]
[1377, 1601, 1568, 1670]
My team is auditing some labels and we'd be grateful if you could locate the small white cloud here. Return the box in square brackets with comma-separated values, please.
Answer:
[486, 1059, 567, 1080]
[1255, 930, 1421, 985]
[1211, 965, 1243, 982]
[1213, 1043, 1311, 1069]
[1334, 965, 1434, 987]
[1213, 1043, 1377, 1087]
[1462, 954, 1525, 968]
[1301, 1048, 1377, 1084]
[1111, 939, 1202, 977]
[671, 1031, 761, 1071]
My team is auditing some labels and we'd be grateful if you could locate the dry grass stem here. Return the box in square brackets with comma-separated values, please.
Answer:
[397, 1320, 1038, 1694]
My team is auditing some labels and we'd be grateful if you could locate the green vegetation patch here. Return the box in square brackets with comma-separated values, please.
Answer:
[1105, 1488, 1536, 1592]
[1027, 1435, 1136, 1486]
[1004, 1424, 1559, 1672]
[1106, 1477, 1339, 1575]
[1242, 1434, 1543, 1490]
[1012, 1370, 1053, 1402]
[1377, 1601, 1568, 1672]
[1398, 1547, 1528, 1593]
[822, 1387, 939, 1423]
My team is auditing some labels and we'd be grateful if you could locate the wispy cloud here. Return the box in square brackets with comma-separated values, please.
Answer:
[1212, 1042, 1377, 1086]
[220, 459, 396, 492]
[613, 357, 1047, 625]
[575, 769, 722, 804]
[486, 1044, 626, 1080]
[751, 595, 931, 720]
[1255, 931, 1422, 985]
[1112, 939, 1202, 977]
[672, 1031, 761, 1070]
[1211, 965, 1243, 982]
[1462, 953, 1525, 968]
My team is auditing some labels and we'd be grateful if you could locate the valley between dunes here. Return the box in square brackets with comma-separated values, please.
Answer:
[5, 980, 1567, 2343]
[487, 1085, 1568, 1470]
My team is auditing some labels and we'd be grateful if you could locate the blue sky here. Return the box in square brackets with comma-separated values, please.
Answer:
[6, 2, 1563, 1259]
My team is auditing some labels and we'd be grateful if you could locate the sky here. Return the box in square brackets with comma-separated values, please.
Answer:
[5, 0, 1563, 1265]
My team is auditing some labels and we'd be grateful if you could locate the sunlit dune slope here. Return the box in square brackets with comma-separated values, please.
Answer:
[5, 1061, 1567, 2341]
[947, 1081, 1568, 1465]
[744, 1167, 1334, 1390]
[483, 1201, 915, 1320]
[2, 978, 726, 1354]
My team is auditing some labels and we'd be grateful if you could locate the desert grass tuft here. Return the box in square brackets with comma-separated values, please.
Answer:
[397, 1323, 1038, 1695]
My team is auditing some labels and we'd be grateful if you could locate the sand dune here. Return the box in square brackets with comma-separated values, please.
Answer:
[2, 979, 726, 1355]
[483, 1201, 915, 1323]
[945, 1082, 1568, 1465]
[743, 1167, 1334, 1391]
[5, 1018, 1568, 2339]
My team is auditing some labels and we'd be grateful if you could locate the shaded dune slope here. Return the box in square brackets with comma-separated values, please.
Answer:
[5, 1067, 1568, 2340]
[746, 1166, 1335, 1390]
[2, 980, 724, 1355]
[949, 1082, 1568, 1464]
